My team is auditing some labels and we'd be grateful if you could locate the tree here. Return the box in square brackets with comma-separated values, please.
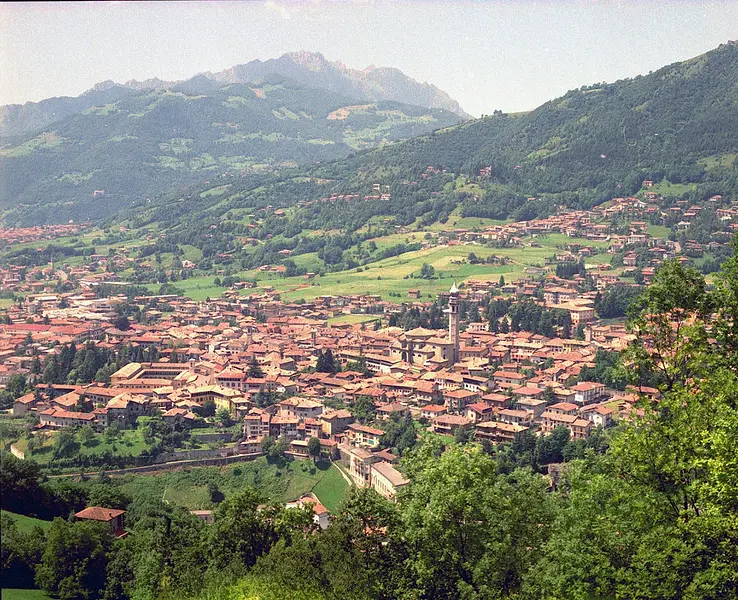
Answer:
[202, 399, 216, 417]
[0, 454, 44, 514]
[208, 488, 278, 571]
[1, 513, 46, 589]
[307, 437, 321, 463]
[113, 315, 130, 331]
[401, 442, 556, 598]
[316, 349, 338, 374]
[529, 253, 738, 599]
[419, 263, 435, 279]
[352, 395, 376, 424]
[53, 429, 79, 459]
[77, 424, 96, 446]
[499, 275, 506, 287]
[36, 519, 113, 600]
[103, 422, 121, 444]
[247, 357, 264, 378]
[215, 408, 232, 427]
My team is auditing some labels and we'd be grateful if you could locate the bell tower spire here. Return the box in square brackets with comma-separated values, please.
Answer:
[446, 281, 460, 364]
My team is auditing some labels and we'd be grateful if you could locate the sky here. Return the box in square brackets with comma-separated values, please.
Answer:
[1, 1, 737, 117]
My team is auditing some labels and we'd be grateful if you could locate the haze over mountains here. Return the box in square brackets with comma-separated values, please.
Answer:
[129, 41, 738, 235]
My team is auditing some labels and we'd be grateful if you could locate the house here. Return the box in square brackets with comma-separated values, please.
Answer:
[340, 444, 381, 486]
[420, 404, 447, 420]
[497, 408, 534, 426]
[580, 404, 614, 428]
[474, 421, 529, 444]
[286, 495, 331, 530]
[278, 397, 324, 421]
[39, 407, 96, 429]
[539, 410, 592, 439]
[443, 388, 479, 413]
[75, 506, 126, 537]
[161, 407, 197, 427]
[319, 409, 354, 437]
[431, 414, 472, 436]
[375, 402, 410, 421]
[370, 461, 410, 501]
[465, 402, 495, 423]
[346, 423, 385, 448]
[570, 381, 606, 405]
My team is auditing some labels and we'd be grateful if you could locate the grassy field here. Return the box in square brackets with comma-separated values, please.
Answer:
[1, 590, 52, 600]
[114, 458, 349, 512]
[237, 234, 609, 302]
[1, 511, 53, 533]
[327, 314, 381, 326]
[643, 179, 697, 198]
[147, 275, 227, 301]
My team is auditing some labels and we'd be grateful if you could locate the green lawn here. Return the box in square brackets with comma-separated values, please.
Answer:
[18, 428, 154, 465]
[114, 458, 349, 512]
[310, 462, 351, 511]
[1, 511, 53, 533]
[647, 224, 671, 239]
[1, 590, 52, 600]
[643, 179, 697, 198]
[237, 235, 608, 302]
[147, 275, 227, 301]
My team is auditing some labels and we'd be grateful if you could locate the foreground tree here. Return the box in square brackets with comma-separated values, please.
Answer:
[36, 519, 112, 600]
[529, 255, 738, 600]
[400, 442, 556, 599]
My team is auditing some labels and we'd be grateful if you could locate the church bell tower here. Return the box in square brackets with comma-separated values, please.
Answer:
[446, 282, 460, 364]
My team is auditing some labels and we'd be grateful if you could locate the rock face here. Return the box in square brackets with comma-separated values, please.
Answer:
[206, 51, 471, 118]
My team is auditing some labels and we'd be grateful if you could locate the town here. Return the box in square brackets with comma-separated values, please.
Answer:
[4, 182, 726, 506]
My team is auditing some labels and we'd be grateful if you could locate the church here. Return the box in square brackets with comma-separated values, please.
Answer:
[390, 283, 461, 368]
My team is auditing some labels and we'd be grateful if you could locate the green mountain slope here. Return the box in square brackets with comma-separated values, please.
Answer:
[0, 75, 461, 225]
[129, 41, 738, 238]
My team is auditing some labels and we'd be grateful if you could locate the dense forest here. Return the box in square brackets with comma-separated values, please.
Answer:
[3, 253, 737, 600]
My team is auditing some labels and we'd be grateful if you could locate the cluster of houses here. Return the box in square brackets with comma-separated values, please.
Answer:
[1, 275, 666, 502]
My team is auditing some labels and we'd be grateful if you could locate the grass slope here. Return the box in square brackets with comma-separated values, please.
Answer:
[1, 591, 52, 600]
[115, 458, 349, 512]
[1, 511, 53, 533]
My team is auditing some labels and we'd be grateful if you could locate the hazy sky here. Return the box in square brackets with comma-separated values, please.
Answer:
[2, 1, 737, 116]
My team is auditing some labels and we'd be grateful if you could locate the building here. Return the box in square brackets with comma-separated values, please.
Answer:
[75, 506, 126, 537]
[370, 461, 410, 501]
[346, 423, 385, 448]
[445, 282, 461, 364]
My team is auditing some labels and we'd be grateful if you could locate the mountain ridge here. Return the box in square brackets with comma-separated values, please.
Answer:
[0, 51, 469, 139]
[0, 73, 461, 225]
[126, 41, 738, 236]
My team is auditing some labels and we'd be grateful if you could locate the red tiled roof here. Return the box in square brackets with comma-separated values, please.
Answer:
[75, 506, 125, 522]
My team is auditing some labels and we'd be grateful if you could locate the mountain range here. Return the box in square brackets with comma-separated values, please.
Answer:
[0, 53, 467, 225]
[124, 41, 738, 237]
[0, 51, 468, 140]
[3, 43, 738, 229]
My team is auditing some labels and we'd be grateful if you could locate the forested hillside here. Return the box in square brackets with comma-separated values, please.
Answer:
[127, 41, 738, 237]
[0, 75, 460, 225]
